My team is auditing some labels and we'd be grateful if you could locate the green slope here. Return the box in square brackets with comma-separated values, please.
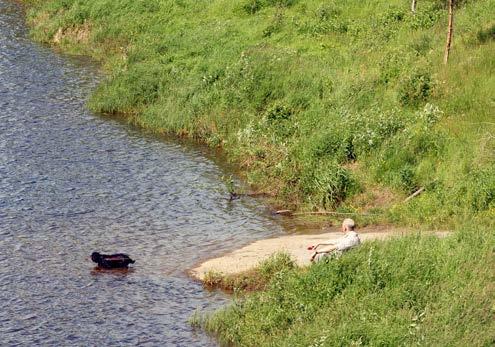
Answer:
[25, 0, 495, 226]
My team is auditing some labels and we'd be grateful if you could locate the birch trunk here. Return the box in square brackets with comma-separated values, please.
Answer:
[411, 0, 417, 13]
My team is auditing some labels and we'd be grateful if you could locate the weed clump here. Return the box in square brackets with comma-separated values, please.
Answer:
[241, 0, 297, 15]
[398, 69, 434, 106]
[203, 253, 295, 292]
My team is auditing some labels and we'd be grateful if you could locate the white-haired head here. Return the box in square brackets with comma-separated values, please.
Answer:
[342, 218, 355, 231]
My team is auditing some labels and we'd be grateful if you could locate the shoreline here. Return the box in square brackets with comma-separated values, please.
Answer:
[189, 227, 451, 281]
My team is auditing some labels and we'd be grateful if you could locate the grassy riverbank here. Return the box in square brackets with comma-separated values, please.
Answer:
[23, 0, 495, 226]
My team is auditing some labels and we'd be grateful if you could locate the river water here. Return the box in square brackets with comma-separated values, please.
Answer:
[0, 1, 288, 345]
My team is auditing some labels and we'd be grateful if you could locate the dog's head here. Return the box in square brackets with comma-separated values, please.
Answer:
[91, 252, 101, 263]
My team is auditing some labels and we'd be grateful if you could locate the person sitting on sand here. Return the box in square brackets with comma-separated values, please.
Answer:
[310, 218, 361, 262]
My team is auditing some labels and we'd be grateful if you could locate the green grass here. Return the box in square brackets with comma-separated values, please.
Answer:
[196, 224, 495, 346]
[202, 253, 295, 292]
[21, 1, 495, 345]
[23, 0, 495, 227]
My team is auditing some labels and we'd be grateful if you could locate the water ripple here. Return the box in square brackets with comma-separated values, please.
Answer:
[0, 1, 285, 345]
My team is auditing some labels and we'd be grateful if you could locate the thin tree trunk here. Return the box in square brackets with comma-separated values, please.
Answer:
[444, 0, 454, 65]
[411, 0, 417, 13]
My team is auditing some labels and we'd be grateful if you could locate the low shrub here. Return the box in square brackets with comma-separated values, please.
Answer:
[398, 69, 435, 107]
[299, 160, 358, 209]
[241, 0, 297, 15]
[477, 24, 495, 43]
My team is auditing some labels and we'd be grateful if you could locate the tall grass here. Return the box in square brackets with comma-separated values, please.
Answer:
[202, 252, 295, 292]
[199, 224, 495, 346]
[24, 0, 495, 225]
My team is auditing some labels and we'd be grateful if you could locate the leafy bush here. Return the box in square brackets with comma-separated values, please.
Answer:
[297, 4, 348, 36]
[348, 108, 409, 154]
[264, 103, 292, 122]
[398, 69, 434, 106]
[241, 0, 297, 15]
[242, 0, 264, 14]
[299, 160, 358, 208]
[310, 128, 353, 163]
[477, 24, 495, 43]
[409, 34, 433, 56]
[407, 3, 442, 30]
[265, 0, 297, 8]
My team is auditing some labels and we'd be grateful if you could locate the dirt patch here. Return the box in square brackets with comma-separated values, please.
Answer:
[350, 185, 401, 211]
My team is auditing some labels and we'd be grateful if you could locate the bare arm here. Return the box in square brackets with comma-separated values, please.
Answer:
[313, 242, 334, 250]
[310, 244, 337, 261]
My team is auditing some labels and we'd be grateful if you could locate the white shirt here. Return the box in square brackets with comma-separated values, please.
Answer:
[334, 231, 360, 251]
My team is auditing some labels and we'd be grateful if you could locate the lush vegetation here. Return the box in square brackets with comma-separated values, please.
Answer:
[195, 223, 494, 346]
[202, 253, 296, 292]
[21, 1, 495, 345]
[24, 0, 495, 227]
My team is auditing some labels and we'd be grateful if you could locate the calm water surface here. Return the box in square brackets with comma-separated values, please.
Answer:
[0, 1, 288, 345]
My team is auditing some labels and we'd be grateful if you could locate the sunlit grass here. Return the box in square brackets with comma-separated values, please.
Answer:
[198, 225, 495, 346]
[24, 0, 495, 225]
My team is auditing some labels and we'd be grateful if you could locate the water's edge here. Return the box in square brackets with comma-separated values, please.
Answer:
[0, 1, 294, 345]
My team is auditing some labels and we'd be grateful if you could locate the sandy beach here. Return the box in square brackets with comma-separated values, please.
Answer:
[190, 226, 450, 280]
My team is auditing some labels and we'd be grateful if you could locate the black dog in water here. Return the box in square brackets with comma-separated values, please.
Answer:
[91, 252, 135, 269]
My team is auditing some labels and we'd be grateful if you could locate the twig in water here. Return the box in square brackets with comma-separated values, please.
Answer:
[229, 192, 240, 201]
[273, 209, 292, 216]
[222, 175, 239, 201]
